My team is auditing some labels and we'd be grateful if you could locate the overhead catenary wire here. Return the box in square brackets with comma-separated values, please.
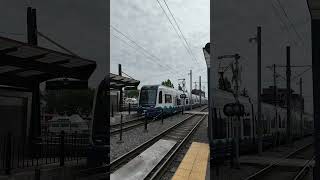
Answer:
[111, 35, 184, 80]
[270, 1, 298, 46]
[273, 0, 306, 45]
[110, 30, 186, 78]
[292, 67, 312, 81]
[271, 0, 310, 63]
[37, 31, 79, 57]
[0, 31, 25, 36]
[110, 26, 187, 78]
[161, 0, 200, 64]
[155, 0, 200, 68]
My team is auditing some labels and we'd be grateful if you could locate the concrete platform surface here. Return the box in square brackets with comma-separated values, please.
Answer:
[110, 139, 176, 180]
[172, 142, 210, 180]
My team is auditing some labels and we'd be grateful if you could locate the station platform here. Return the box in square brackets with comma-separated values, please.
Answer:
[184, 111, 208, 115]
[172, 142, 210, 180]
[110, 139, 176, 180]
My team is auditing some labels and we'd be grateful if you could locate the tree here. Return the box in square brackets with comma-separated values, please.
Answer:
[126, 90, 140, 98]
[161, 79, 174, 88]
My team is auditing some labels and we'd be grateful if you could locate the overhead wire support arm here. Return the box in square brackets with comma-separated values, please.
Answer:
[37, 31, 79, 57]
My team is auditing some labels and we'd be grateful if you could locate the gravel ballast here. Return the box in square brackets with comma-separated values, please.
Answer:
[110, 106, 206, 161]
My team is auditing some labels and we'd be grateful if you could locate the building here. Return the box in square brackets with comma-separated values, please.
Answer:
[261, 86, 304, 112]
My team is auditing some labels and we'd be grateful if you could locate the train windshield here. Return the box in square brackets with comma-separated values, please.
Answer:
[139, 89, 157, 106]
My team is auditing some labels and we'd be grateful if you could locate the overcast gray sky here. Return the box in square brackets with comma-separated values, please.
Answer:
[110, 0, 210, 95]
[212, 0, 312, 113]
[0, 0, 107, 87]
[111, 0, 312, 113]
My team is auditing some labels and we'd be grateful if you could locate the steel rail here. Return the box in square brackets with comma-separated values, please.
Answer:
[77, 106, 207, 176]
[244, 142, 313, 180]
[110, 105, 207, 135]
[293, 156, 314, 180]
[148, 114, 207, 180]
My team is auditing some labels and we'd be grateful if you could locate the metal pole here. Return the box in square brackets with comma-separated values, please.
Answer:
[119, 64, 123, 112]
[200, 76, 202, 105]
[27, 7, 38, 45]
[59, 130, 65, 166]
[311, 18, 320, 180]
[182, 98, 185, 115]
[257, 26, 263, 155]
[144, 116, 148, 132]
[251, 102, 255, 143]
[300, 78, 303, 136]
[273, 64, 279, 147]
[117, 114, 123, 143]
[286, 46, 292, 145]
[129, 103, 131, 115]
[111, 104, 114, 117]
[190, 70, 193, 110]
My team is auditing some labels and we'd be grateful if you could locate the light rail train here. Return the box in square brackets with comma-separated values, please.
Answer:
[137, 85, 208, 117]
[213, 88, 313, 141]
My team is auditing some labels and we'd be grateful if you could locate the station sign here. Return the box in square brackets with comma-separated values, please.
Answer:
[180, 94, 187, 99]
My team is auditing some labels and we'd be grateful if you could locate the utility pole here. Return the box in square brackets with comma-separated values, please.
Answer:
[309, 9, 320, 178]
[119, 64, 123, 112]
[300, 78, 303, 136]
[189, 70, 192, 110]
[286, 46, 292, 145]
[273, 64, 279, 147]
[257, 26, 263, 155]
[199, 76, 202, 105]
[179, 78, 186, 112]
[27, 7, 38, 45]
[27, 7, 41, 140]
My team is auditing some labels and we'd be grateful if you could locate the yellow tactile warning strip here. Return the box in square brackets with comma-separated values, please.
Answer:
[172, 142, 209, 180]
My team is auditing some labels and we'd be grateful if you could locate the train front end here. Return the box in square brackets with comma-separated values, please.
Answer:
[137, 85, 162, 118]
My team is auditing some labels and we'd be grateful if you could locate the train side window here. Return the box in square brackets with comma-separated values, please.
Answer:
[159, 91, 163, 104]
[165, 94, 172, 103]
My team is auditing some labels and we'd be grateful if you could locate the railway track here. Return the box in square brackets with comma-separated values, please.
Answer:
[110, 106, 208, 174]
[77, 106, 207, 179]
[110, 106, 207, 135]
[110, 115, 145, 135]
[245, 143, 314, 180]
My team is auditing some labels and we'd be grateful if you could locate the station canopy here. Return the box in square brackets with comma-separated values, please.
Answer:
[0, 36, 96, 89]
[110, 73, 140, 89]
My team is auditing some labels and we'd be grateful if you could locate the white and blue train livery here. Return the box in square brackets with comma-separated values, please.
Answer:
[137, 85, 207, 117]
